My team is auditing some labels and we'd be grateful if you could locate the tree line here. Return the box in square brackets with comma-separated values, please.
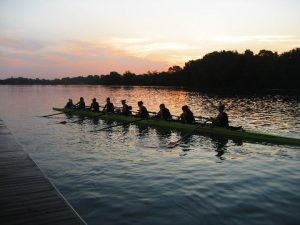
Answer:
[1, 48, 299, 90]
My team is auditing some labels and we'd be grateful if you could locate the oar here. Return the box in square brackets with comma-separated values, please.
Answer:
[58, 119, 82, 124]
[40, 112, 64, 117]
[58, 111, 105, 124]
[167, 125, 202, 148]
[167, 119, 211, 148]
[195, 115, 212, 121]
[206, 100, 234, 111]
[90, 117, 147, 132]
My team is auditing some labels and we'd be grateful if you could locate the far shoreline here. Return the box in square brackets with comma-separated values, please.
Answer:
[1, 48, 300, 92]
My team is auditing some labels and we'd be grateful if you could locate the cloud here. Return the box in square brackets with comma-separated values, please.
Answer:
[212, 35, 300, 43]
[1, 34, 299, 79]
[0, 38, 169, 78]
[0, 37, 47, 52]
[106, 37, 204, 64]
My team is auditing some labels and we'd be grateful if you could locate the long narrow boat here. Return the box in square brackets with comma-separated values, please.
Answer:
[53, 107, 300, 147]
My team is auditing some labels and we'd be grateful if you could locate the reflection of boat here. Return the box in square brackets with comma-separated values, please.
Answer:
[53, 108, 300, 147]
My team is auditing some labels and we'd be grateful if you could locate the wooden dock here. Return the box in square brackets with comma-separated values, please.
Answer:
[0, 119, 87, 225]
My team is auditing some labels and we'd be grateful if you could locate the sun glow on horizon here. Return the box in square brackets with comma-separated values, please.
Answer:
[1, 0, 300, 78]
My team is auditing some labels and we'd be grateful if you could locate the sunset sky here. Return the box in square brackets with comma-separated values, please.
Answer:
[1, 0, 300, 78]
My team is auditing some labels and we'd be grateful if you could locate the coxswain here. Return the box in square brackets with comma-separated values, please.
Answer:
[75, 97, 85, 110]
[90, 98, 100, 112]
[64, 99, 74, 109]
[212, 103, 229, 127]
[153, 104, 172, 120]
[179, 105, 195, 124]
[103, 97, 114, 113]
[137, 101, 149, 118]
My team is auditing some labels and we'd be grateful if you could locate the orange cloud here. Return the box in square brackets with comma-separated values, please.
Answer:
[0, 38, 169, 78]
[7, 59, 25, 66]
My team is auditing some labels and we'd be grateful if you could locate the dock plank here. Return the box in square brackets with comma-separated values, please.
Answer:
[0, 119, 86, 225]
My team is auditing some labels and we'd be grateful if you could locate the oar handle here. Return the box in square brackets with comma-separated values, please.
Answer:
[195, 116, 212, 121]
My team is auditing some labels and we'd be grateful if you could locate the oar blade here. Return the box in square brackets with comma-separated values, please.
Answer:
[167, 141, 178, 148]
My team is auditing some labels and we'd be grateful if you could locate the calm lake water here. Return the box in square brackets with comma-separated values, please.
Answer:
[0, 85, 299, 225]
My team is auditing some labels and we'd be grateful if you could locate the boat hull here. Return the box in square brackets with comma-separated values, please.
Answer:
[53, 108, 300, 147]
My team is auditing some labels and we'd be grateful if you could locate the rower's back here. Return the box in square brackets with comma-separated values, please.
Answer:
[77, 97, 85, 110]
[104, 97, 114, 113]
[213, 104, 229, 127]
[180, 105, 195, 124]
[138, 101, 149, 118]
[216, 111, 229, 127]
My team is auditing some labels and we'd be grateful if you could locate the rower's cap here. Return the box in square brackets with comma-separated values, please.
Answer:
[121, 99, 126, 103]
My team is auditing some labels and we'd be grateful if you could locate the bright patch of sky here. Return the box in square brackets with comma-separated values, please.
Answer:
[1, 0, 300, 78]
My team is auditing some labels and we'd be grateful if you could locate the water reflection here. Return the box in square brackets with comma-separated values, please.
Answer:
[120, 124, 130, 134]
[92, 117, 100, 125]
[76, 116, 85, 125]
[101, 120, 114, 127]
[178, 136, 193, 153]
[2, 84, 296, 136]
[155, 128, 172, 139]
[1, 85, 299, 225]
[136, 125, 149, 137]
[211, 137, 228, 160]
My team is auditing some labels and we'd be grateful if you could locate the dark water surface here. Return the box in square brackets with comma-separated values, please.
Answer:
[0, 85, 299, 225]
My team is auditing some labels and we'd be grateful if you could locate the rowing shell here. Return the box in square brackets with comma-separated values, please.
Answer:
[53, 107, 300, 147]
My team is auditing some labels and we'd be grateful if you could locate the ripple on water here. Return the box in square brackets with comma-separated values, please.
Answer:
[0, 85, 299, 225]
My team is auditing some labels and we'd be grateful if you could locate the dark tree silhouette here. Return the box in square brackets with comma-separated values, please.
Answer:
[1, 48, 299, 91]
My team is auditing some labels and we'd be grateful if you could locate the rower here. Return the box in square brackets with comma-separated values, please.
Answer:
[75, 97, 85, 110]
[153, 104, 172, 120]
[103, 97, 114, 113]
[137, 101, 149, 118]
[120, 100, 132, 115]
[212, 103, 229, 128]
[179, 105, 195, 124]
[64, 98, 74, 109]
[90, 98, 100, 112]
